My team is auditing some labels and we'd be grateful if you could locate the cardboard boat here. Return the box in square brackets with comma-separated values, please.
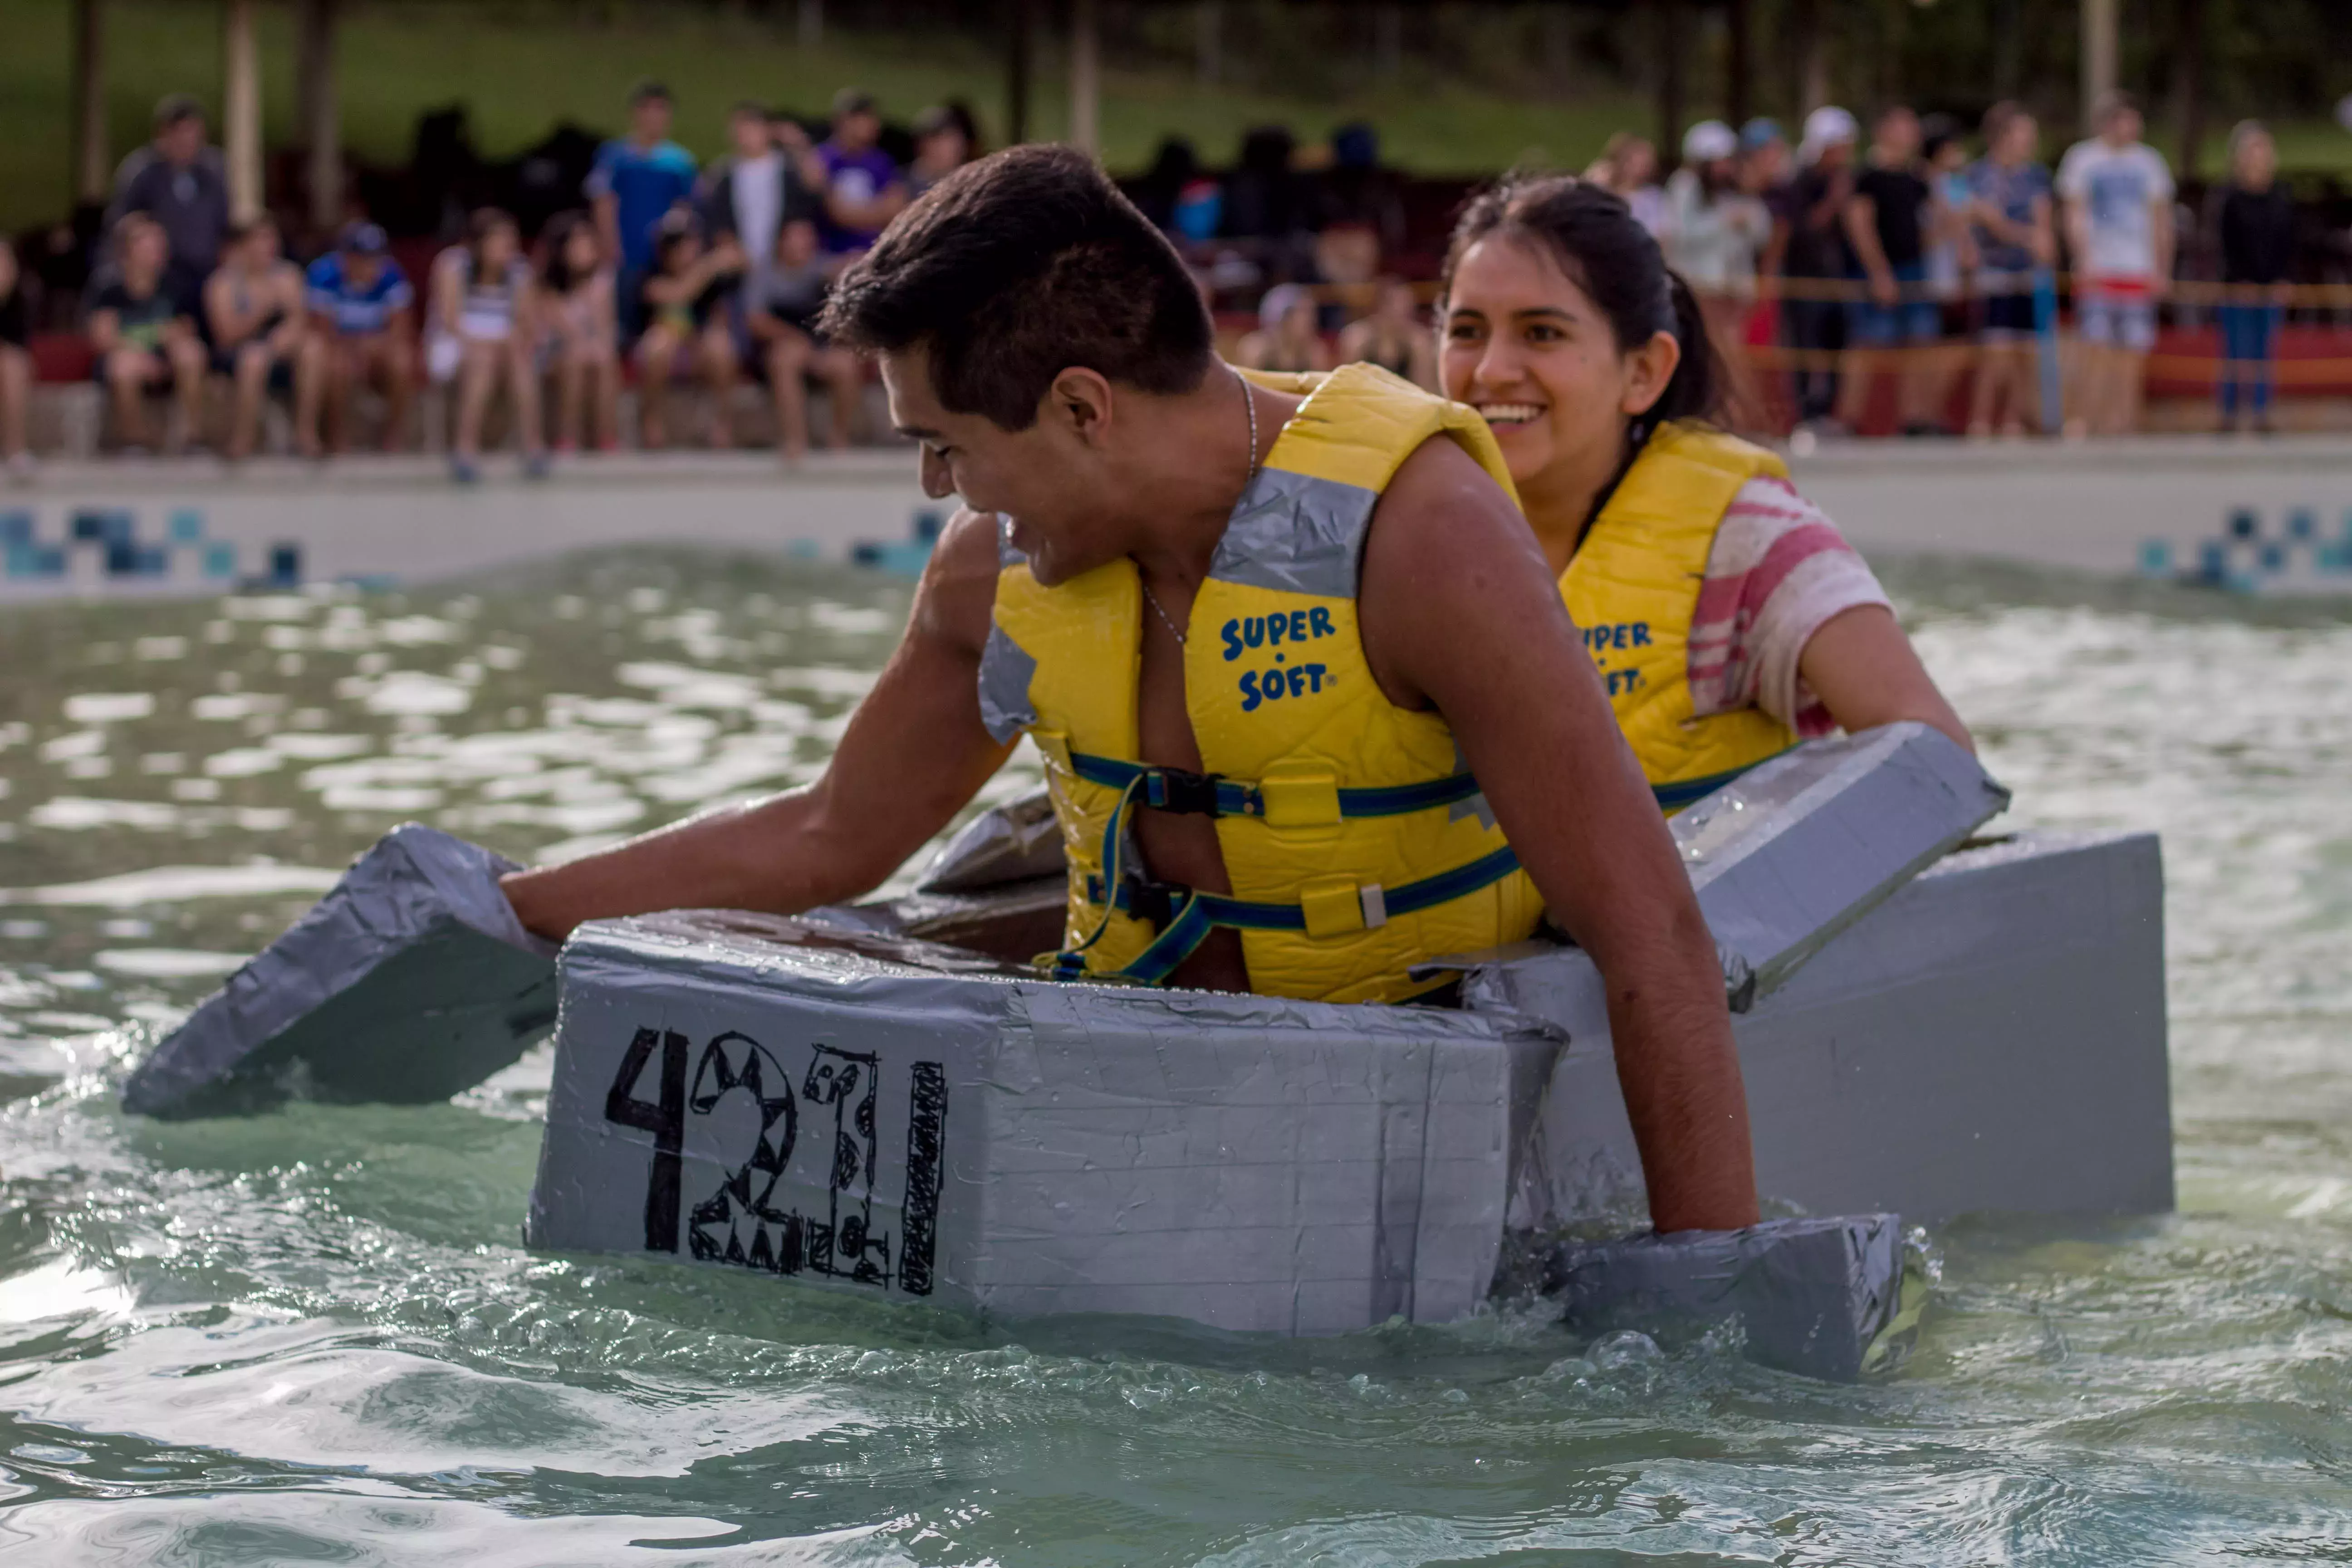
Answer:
[119, 724, 2171, 1379]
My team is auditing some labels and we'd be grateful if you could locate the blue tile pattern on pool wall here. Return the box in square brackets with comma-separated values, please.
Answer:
[2144, 507, 2352, 594]
[0, 506, 252, 582]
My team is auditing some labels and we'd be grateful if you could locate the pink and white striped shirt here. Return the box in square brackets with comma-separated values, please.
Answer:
[1685, 475, 1890, 735]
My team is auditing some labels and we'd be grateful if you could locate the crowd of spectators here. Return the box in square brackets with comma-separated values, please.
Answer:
[1587, 89, 2317, 440]
[0, 81, 2336, 475]
[0, 83, 984, 475]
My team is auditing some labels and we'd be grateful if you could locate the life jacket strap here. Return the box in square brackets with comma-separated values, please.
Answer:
[1647, 750, 1789, 812]
[1064, 751, 1488, 821]
[1052, 844, 1525, 986]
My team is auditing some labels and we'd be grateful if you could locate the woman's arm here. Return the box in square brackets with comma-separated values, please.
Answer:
[1797, 604, 1972, 751]
[432, 253, 464, 338]
[205, 272, 249, 348]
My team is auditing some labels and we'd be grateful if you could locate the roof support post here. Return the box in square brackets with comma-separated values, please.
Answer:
[1006, 0, 1035, 144]
[223, 0, 263, 222]
[1068, 0, 1100, 156]
[297, 0, 341, 233]
[72, 0, 109, 205]
[2081, 0, 2119, 134]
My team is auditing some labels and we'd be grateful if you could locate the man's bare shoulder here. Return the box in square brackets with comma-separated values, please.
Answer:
[908, 505, 1004, 654]
[1363, 432, 1551, 590]
[1357, 433, 1564, 708]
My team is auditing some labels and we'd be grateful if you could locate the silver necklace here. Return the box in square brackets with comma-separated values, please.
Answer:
[1139, 374, 1261, 649]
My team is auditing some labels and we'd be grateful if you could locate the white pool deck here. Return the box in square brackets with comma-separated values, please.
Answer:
[4, 434, 2350, 602]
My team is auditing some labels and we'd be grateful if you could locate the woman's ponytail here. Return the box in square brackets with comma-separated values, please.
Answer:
[1648, 268, 1723, 428]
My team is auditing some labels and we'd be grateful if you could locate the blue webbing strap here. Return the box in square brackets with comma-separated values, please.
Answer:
[1647, 752, 1785, 812]
[1069, 843, 1526, 985]
[1065, 751, 1487, 819]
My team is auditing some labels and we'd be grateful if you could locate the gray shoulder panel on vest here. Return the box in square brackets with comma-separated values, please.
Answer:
[978, 623, 1039, 745]
[1208, 468, 1378, 600]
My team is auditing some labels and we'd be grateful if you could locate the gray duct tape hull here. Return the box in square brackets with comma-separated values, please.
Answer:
[1541, 1215, 1918, 1382]
[524, 911, 1565, 1334]
[1485, 828, 2173, 1226]
[121, 824, 557, 1118]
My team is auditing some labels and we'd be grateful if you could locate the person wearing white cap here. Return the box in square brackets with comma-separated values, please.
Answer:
[1661, 120, 1772, 427]
[1777, 107, 1860, 431]
[1236, 281, 1333, 374]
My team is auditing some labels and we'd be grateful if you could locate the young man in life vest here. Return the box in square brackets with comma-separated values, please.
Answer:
[500, 146, 1759, 1235]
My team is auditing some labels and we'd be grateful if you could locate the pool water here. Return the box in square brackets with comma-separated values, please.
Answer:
[1, 551, 2349, 1564]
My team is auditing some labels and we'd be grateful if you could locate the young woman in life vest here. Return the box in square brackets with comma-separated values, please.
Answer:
[1437, 174, 1969, 809]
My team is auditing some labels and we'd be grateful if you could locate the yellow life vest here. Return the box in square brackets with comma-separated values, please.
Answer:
[1562, 420, 1799, 810]
[978, 363, 1545, 1004]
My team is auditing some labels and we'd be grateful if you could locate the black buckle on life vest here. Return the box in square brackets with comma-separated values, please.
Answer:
[1122, 877, 1183, 931]
[1141, 767, 1223, 817]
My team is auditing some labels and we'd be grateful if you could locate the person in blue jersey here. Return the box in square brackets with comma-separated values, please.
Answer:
[587, 81, 700, 338]
[296, 222, 416, 456]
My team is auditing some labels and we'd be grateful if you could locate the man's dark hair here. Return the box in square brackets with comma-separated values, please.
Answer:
[154, 94, 204, 130]
[630, 79, 671, 107]
[819, 145, 1214, 430]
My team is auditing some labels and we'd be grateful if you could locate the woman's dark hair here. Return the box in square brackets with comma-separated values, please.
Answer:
[649, 208, 701, 272]
[540, 211, 593, 293]
[1438, 173, 1721, 434]
[465, 206, 517, 277]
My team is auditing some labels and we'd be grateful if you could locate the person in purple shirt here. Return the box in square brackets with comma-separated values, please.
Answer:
[586, 81, 699, 334]
[785, 88, 907, 257]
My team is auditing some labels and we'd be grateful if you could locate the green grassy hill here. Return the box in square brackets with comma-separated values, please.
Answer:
[1, 0, 1654, 234]
[6, 0, 2347, 236]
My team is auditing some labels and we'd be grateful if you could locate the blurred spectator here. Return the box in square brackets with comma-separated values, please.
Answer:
[1135, 138, 1224, 254]
[539, 212, 622, 454]
[1135, 137, 1201, 235]
[700, 100, 819, 303]
[907, 104, 977, 198]
[635, 212, 742, 449]
[204, 215, 307, 462]
[2057, 92, 2174, 436]
[299, 221, 416, 456]
[1919, 115, 1977, 432]
[1588, 132, 1664, 235]
[795, 88, 907, 257]
[1238, 283, 1332, 374]
[587, 81, 699, 333]
[1223, 127, 1313, 283]
[103, 95, 231, 304]
[1966, 102, 2053, 438]
[1662, 121, 1768, 293]
[1662, 119, 1770, 428]
[1313, 122, 1405, 287]
[0, 239, 29, 476]
[1921, 116, 1973, 304]
[428, 208, 544, 481]
[2214, 120, 2295, 435]
[1839, 105, 1942, 434]
[88, 215, 205, 454]
[1779, 106, 1860, 433]
[1336, 275, 1434, 389]
[1739, 118, 1790, 196]
[741, 216, 862, 459]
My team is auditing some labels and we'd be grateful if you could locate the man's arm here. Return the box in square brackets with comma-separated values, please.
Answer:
[503, 507, 1011, 940]
[1842, 190, 1896, 304]
[1359, 436, 1759, 1233]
